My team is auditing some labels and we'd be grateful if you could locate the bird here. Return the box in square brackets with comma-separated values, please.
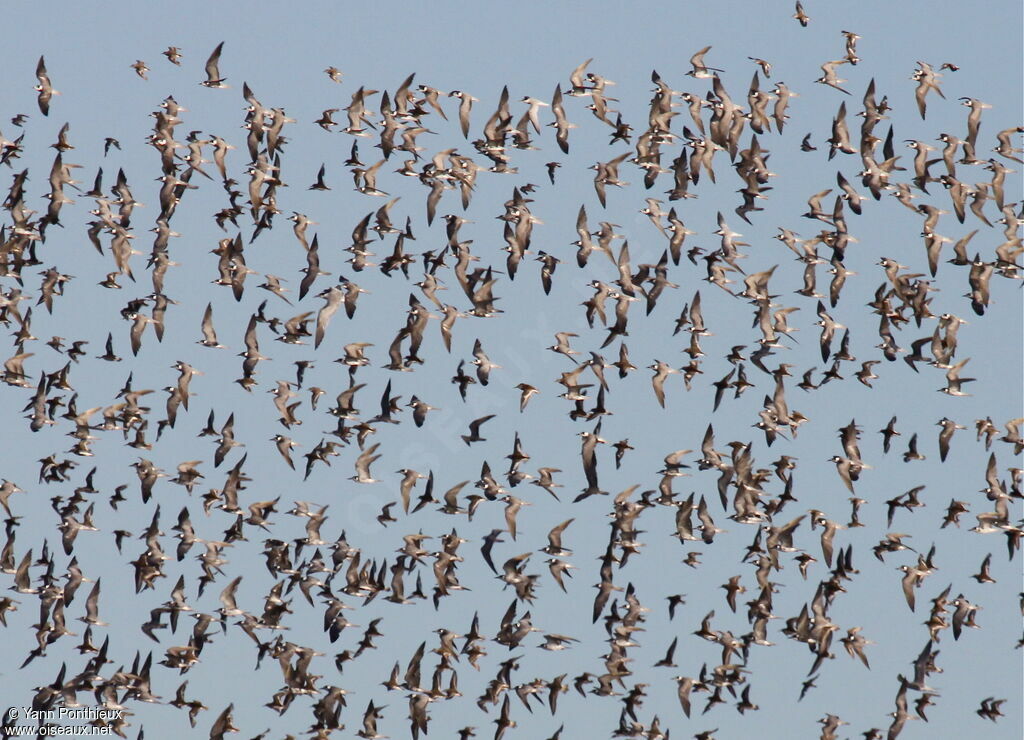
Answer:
[816, 60, 851, 94]
[687, 46, 723, 79]
[197, 303, 225, 348]
[470, 339, 500, 385]
[461, 414, 495, 446]
[351, 443, 381, 483]
[131, 60, 150, 79]
[793, 1, 810, 26]
[515, 383, 539, 412]
[649, 360, 680, 408]
[209, 704, 238, 740]
[34, 56, 58, 115]
[200, 42, 228, 88]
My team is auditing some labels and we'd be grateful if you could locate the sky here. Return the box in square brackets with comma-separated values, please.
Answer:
[0, 1, 1021, 739]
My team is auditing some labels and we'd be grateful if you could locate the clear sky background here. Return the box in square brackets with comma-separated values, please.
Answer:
[0, 2, 1021, 739]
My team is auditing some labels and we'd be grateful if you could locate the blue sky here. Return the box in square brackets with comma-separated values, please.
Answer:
[0, 2, 1021, 739]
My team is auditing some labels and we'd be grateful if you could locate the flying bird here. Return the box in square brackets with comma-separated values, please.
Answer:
[200, 42, 228, 88]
